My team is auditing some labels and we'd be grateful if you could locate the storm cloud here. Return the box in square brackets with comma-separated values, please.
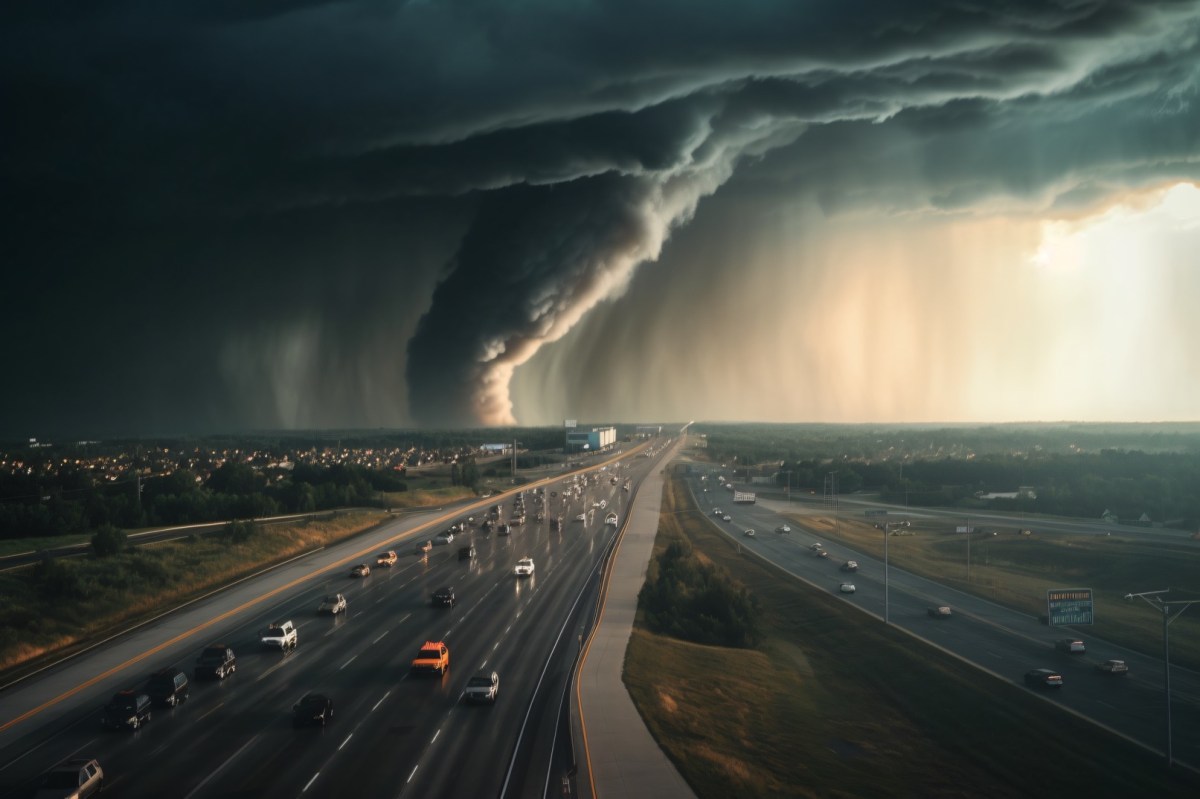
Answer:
[2, 1, 1199, 434]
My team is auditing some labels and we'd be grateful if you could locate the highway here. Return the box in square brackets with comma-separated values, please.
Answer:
[0, 445, 668, 798]
[690, 477, 1200, 771]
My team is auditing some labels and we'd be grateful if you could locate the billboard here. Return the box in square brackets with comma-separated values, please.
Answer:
[565, 419, 577, 428]
[1046, 588, 1094, 625]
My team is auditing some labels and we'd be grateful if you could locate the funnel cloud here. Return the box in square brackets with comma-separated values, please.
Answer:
[2, 1, 1199, 434]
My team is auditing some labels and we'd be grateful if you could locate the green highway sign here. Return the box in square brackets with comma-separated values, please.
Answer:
[1046, 587, 1094, 625]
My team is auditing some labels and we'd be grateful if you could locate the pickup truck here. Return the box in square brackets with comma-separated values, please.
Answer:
[261, 620, 298, 650]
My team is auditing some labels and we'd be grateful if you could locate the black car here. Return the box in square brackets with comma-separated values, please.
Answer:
[292, 693, 334, 728]
[458, 545, 476, 561]
[101, 690, 152, 731]
[432, 587, 456, 607]
[1024, 668, 1064, 689]
[194, 644, 237, 680]
[144, 668, 189, 707]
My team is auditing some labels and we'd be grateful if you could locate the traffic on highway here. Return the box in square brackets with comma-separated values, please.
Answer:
[687, 475, 1200, 770]
[0, 447, 666, 798]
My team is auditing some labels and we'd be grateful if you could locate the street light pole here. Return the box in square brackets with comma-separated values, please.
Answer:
[1125, 589, 1200, 767]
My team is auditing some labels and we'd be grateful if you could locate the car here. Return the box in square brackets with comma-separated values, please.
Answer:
[261, 620, 298, 651]
[1055, 638, 1086, 654]
[434, 531, 454, 545]
[318, 593, 348, 614]
[839, 583, 856, 594]
[144, 668, 189, 707]
[101, 690, 152, 730]
[194, 644, 236, 680]
[743, 529, 756, 537]
[414, 540, 432, 554]
[775, 525, 791, 534]
[811, 548, 828, 558]
[377, 551, 398, 567]
[927, 606, 952, 619]
[841, 560, 859, 572]
[723, 515, 732, 522]
[351, 563, 371, 577]
[458, 544, 476, 561]
[498, 523, 512, 536]
[411, 641, 450, 675]
[1097, 659, 1129, 675]
[465, 671, 500, 703]
[292, 693, 334, 728]
[514, 557, 535, 577]
[432, 586, 456, 607]
[809, 543, 823, 551]
[34, 759, 104, 799]
[510, 515, 525, 526]
[575, 513, 586, 522]
[1024, 668, 1063, 688]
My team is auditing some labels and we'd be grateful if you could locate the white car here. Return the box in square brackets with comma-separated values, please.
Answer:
[318, 594, 347, 615]
[743, 529, 756, 538]
[575, 513, 586, 521]
[775, 525, 791, 534]
[434, 532, 454, 545]
[465, 671, 500, 703]
[514, 557, 535, 577]
[723, 515, 732, 522]
[839, 583, 856, 594]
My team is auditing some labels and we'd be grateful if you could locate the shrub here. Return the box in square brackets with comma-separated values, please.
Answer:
[91, 524, 127, 557]
[222, 519, 258, 544]
[639, 538, 761, 648]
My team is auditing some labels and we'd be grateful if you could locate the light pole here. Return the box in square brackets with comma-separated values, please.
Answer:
[1125, 589, 1200, 767]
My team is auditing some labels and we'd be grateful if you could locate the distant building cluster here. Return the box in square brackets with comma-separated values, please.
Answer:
[0, 439, 507, 487]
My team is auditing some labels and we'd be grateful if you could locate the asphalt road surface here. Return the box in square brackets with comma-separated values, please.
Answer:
[0, 448, 665, 799]
[693, 478, 1200, 772]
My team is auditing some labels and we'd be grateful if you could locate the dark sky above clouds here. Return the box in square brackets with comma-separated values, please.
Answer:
[3, 1, 1199, 437]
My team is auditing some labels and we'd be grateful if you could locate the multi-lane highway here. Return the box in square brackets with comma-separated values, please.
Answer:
[0, 446, 668, 798]
[691, 477, 1200, 771]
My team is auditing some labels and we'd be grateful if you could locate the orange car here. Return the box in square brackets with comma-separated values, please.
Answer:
[411, 641, 450, 675]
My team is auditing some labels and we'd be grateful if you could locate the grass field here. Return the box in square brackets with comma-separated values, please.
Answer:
[782, 510, 1200, 671]
[622, 477, 1200, 798]
[0, 509, 387, 680]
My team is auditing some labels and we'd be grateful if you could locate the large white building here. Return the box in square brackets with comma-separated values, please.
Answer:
[565, 426, 616, 453]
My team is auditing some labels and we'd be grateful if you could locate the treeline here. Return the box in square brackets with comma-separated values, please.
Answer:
[697, 423, 1200, 527]
[639, 538, 760, 648]
[0, 461, 408, 541]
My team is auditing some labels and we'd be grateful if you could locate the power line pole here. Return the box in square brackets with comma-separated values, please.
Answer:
[1125, 589, 1200, 767]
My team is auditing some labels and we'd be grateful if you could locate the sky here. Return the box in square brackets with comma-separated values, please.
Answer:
[3, 0, 1199, 437]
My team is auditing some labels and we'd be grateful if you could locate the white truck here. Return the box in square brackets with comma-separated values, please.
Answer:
[733, 491, 756, 504]
[261, 620, 297, 651]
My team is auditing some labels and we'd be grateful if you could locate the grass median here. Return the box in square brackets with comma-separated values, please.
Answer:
[0, 509, 388, 680]
[623, 477, 1199, 798]
[784, 511, 1200, 671]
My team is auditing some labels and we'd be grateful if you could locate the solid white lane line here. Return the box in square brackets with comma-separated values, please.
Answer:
[339, 733, 353, 750]
[303, 772, 320, 792]
[431, 728, 440, 744]
[407, 766, 419, 783]
[371, 690, 391, 712]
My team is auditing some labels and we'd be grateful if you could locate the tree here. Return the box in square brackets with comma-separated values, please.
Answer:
[91, 524, 127, 557]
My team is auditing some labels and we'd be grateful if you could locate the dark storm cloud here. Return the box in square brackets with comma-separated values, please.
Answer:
[2, 1, 1198, 433]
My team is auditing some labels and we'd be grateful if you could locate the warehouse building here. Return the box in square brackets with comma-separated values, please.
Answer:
[565, 426, 617, 453]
